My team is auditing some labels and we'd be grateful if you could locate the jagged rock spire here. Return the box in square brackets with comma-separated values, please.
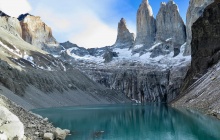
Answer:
[113, 18, 134, 49]
[156, 0, 186, 45]
[133, 0, 156, 50]
[0, 11, 9, 17]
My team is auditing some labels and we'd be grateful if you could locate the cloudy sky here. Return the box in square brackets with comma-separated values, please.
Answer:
[0, 0, 189, 48]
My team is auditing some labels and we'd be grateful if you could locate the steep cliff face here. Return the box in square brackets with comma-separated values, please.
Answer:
[173, 0, 220, 115]
[133, 0, 156, 52]
[184, 0, 215, 56]
[156, 1, 186, 45]
[19, 14, 62, 53]
[113, 18, 134, 49]
[0, 11, 22, 38]
[79, 60, 190, 103]
[180, 0, 220, 92]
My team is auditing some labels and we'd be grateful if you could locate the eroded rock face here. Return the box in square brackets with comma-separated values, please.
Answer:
[80, 64, 190, 103]
[181, 0, 220, 92]
[113, 18, 134, 49]
[156, 1, 186, 45]
[133, 0, 156, 51]
[0, 11, 22, 38]
[184, 0, 215, 56]
[19, 13, 57, 49]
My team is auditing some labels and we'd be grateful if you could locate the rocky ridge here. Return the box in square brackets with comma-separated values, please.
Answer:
[53, 0, 191, 103]
[19, 14, 64, 55]
[0, 11, 22, 38]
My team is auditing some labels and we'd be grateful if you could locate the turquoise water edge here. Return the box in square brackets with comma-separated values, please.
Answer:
[32, 104, 220, 140]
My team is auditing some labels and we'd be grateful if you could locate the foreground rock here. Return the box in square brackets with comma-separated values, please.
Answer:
[133, 0, 156, 52]
[0, 106, 24, 139]
[113, 18, 134, 49]
[173, 0, 220, 116]
[184, 0, 215, 55]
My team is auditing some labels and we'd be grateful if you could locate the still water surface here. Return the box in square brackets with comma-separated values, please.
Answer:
[32, 104, 220, 140]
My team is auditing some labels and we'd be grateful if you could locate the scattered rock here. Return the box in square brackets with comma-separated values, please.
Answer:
[54, 128, 67, 140]
[0, 133, 7, 140]
[43, 133, 54, 140]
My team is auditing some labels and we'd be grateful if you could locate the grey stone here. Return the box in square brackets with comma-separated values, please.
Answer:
[184, 0, 214, 56]
[113, 18, 134, 49]
[43, 133, 54, 140]
[156, 0, 186, 45]
[133, 0, 156, 52]
[54, 128, 67, 140]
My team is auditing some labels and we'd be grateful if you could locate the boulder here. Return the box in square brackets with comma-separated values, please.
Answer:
[43, 133, 54, 140]
[54, 128, 67, 140]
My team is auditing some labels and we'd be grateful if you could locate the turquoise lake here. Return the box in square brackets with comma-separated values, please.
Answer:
[32, 104, 220, 140]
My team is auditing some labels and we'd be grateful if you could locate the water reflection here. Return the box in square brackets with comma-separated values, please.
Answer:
[33, 104, 220, 140]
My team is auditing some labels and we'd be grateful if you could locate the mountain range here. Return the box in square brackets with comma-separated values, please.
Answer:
[0, 0, 220, 139]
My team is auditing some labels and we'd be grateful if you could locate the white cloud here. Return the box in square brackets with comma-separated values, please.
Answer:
[0, 0, 31, 17]
[29, 0, 119, 48]
[69, 12, 117, 48]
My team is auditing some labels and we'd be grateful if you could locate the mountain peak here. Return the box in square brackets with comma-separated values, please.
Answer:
[142, 0, 149, 4]
[114, 18, 134, 49]
[0, 11, 9, 17]
[18, 13, 33, 21]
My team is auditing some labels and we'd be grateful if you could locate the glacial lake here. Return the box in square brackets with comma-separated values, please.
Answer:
[32, 104, 220, 140]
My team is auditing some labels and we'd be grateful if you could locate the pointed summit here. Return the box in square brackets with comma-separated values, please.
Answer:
[133, 0, 156, 51]
[142, 0, 149, 4]
[156, 0, 186, 45]
[0, 11, 9, 17]
[113, 18, 134, 49]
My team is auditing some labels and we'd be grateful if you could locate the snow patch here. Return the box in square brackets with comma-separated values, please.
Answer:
[133, 44, 143, 50]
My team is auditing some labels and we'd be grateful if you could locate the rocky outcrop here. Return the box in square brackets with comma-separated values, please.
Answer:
[103, 50, 118, 63]
[0, 11, 22, 38]
[19, 14, 58, 49]
[156, 1, 186, 45]
[180, 0, 220, 92]
[61, 41, 89, 56]
[184, 0, 215, 56]
[113, 18, 134, 49]
[80, 63, 190, 103]
[133, 0, 156, 51]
